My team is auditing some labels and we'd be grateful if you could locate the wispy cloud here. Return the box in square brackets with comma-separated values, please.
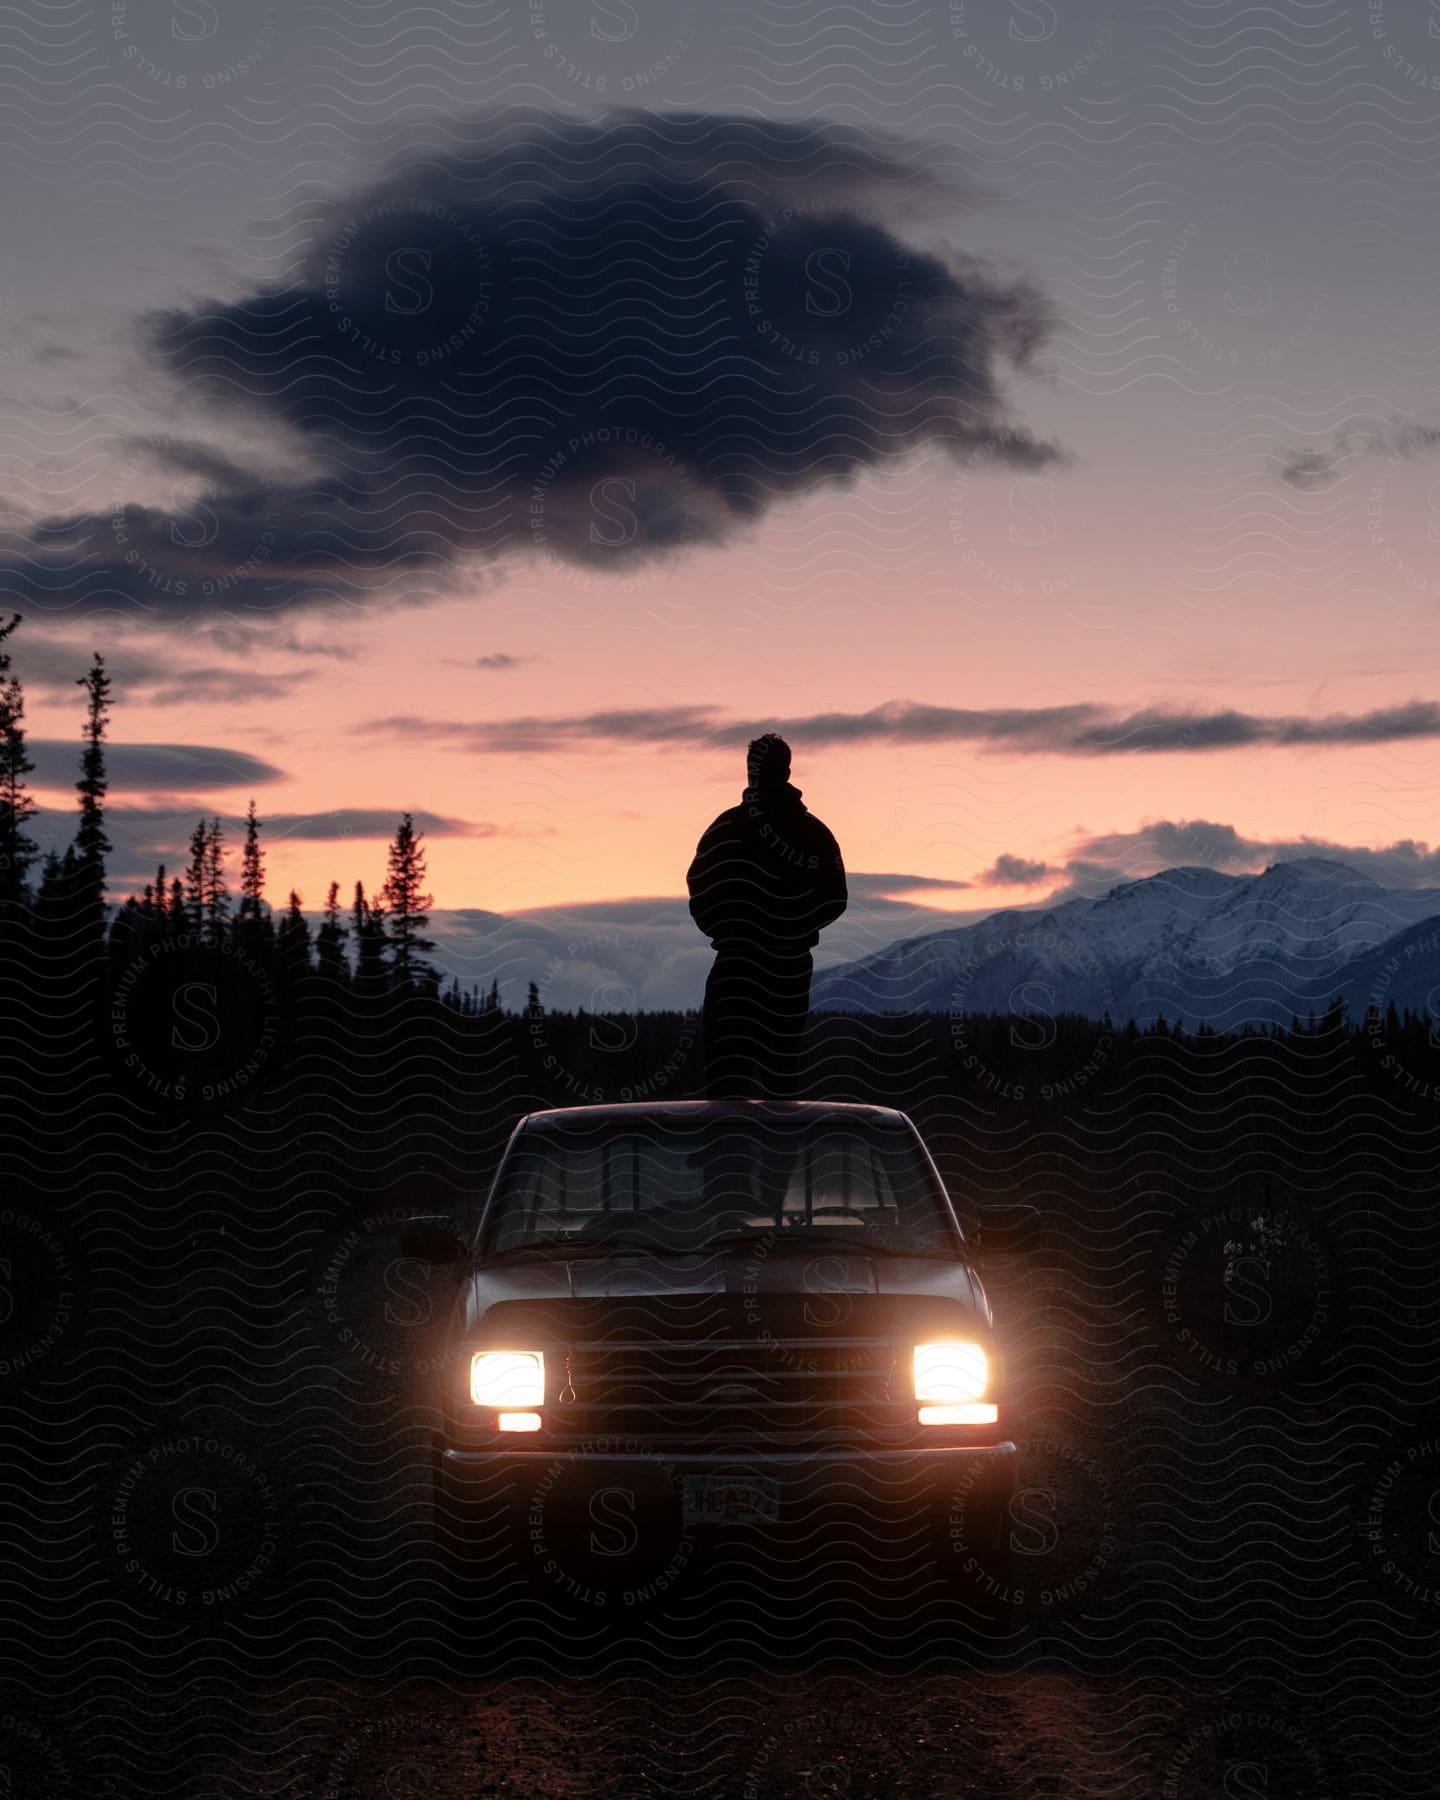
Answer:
[369, 705, 720, 755]
[30, 740, 284, 792]
[10, 624, 317, 705]
[107, 805, 495, 843]
[143, 667, 315, 707]
[977, 853, 1053, 886]
[190, 623, 357, 661]
[444, 652, 537, 672]
[846, 870, 972, 896]
[1277, 416, 1440, 488]
[363, 697, 1440, 758]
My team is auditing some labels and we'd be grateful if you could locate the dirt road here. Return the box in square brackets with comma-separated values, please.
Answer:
[203, 1667, 1349, 1799]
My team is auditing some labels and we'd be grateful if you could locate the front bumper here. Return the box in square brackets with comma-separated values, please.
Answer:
[436, 1437, 1017, 1536]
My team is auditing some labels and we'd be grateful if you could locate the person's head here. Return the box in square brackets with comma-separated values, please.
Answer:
[746, 732, 792, 791]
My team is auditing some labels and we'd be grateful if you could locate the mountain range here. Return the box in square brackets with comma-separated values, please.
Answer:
[423, 883, 987, 1015]
[810, 859, 1440, 1031]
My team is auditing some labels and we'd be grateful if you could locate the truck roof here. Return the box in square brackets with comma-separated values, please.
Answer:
[519, 1099, 912, 1132]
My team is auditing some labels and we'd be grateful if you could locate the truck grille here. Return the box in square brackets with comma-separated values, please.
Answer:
[545, 1337, 903, 1439]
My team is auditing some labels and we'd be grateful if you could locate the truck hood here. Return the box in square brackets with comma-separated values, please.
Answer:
[460, 1247, 988, 1333]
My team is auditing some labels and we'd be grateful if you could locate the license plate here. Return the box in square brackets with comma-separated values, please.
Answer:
[682, 1474, 780, 1524]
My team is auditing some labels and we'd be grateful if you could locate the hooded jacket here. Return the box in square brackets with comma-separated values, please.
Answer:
[686, 781, 848, 952]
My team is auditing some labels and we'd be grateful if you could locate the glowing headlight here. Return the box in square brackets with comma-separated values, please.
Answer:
[913, 1342, 989, 1404]
[470, 1350, 545, 1409]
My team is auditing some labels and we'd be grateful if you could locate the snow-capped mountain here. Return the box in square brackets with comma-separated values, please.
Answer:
[811, 859, 1440, 1030]
[421, 883, 988, 1013]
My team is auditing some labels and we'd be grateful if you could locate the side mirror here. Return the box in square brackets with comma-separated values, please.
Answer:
[971, 1206, 1042, 1255]
[400, 1215, 463, 1265]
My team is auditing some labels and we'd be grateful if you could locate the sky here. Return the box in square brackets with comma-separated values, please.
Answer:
[3, 0, 1440, 993]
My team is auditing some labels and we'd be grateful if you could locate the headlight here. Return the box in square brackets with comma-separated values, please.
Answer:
[913, 1341, 996, 1425]
[914, 1342, 987, 1401]
[470, 1350, 545, 1408]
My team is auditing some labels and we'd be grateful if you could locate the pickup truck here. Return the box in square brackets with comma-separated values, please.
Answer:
[406, 1099, 1023, 1642]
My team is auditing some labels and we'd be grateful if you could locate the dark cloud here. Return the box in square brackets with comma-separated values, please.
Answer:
[188, 622, 358, 661]
[8, 625, 313, 705]
[1046, 819, 1440, 897]
[1277, 417, 1440, 488]
[4, 629, 140, 693]
[717, 702, 1098, 751]
[142, 667, 315, 707]
[0, 470, 386, 616]
[106, 805, 489, 845]
[0, 110, 1056, 617]
[979, 853, 1052, 886]
[471, 653, 533, 671]
[1061, 701, 1440, 753]
[441, 651, 537, 671]
[845, 870, 972, 896]
[371, 704, 719, 754]
[1077, 819, 1251, 870]
[29, 740, 283, 792]
[366, 696, 1440, 757]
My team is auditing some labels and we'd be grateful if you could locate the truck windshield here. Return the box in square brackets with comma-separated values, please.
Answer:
[481, 1115, 962, 1259]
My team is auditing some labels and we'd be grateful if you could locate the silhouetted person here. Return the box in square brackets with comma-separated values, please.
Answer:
[687, 733, 847, 1099]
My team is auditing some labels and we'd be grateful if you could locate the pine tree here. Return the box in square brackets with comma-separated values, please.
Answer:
[352, 880, 389, 996]
[316, 879, 349, 981]
[108, 895, 141, 968]
[527, 980, 543, 1019]
[35, 851, 62, 912]
[276, 888, 311, 977]
[203, 817, 229, 946]
[0, 615, 39, 904]
[34, 848, 72, 949]
[237, 799, 266, 929]
[73, 654, 112, 937]
[185, 819, 209, 932]
[379, 813, 435, 990]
